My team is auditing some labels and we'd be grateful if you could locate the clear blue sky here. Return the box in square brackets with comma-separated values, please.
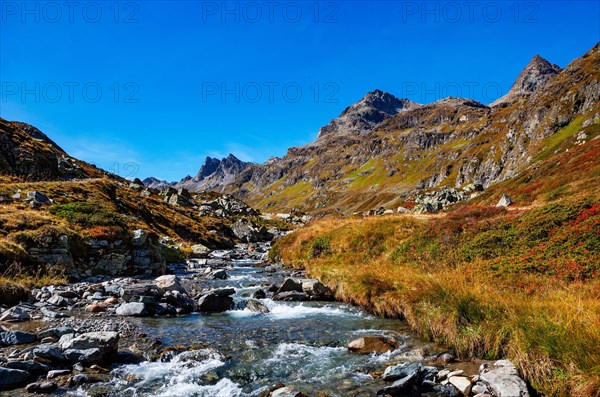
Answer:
[1, 1, 599, 181]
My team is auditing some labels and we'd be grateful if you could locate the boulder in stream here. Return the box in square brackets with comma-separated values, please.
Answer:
[271, 386, 305, 397]
[245, 299, 270, 314]
[197, 289, 234, 313]
[348, 336, 397, 354]
[60, 331, 118, 365]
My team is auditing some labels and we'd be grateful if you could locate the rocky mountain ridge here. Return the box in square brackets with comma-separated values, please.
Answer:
[317, 89, 420, 139]
[217, 43, 600, 214]
[143, 154, 252, 193]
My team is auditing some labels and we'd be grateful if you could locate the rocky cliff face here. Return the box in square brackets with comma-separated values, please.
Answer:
[177, 154, 251, 193]
[317, 89, 420, 139]
[221, 42, 600, 215]
[491, 55, 563, 106]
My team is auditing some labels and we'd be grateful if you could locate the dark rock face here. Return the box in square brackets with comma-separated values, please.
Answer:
[195, 156, 223, 179]
[318, 89, 420, 139]
[21, 228, 167, 278]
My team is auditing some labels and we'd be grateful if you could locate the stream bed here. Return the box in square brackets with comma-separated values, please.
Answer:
[79, 256, 439, 396]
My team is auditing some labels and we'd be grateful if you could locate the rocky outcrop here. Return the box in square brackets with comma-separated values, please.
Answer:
[0, 119, 97, 181]
[18, 229, 166, 278]
[317, 89, 420, 139]
[198, 195, 258, 218]
[492, 55, 563, 106]
[231, 218, 272, 243]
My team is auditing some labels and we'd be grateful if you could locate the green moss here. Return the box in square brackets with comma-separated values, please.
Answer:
[49, 202, 126, 228]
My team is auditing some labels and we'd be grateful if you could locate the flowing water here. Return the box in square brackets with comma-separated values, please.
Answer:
[71, 254, 444, 397]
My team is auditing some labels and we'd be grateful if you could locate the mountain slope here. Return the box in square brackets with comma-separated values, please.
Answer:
[0, 119, 104, 181]
[223, 43, 600, 215]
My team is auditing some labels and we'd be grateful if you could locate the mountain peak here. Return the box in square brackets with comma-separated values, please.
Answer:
[317, 90, 420, 139]
[492, 54, 562, 106]
[176, 154, 252, 192]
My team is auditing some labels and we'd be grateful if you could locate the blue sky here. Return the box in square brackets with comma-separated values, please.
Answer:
[1, 1, 599, 181]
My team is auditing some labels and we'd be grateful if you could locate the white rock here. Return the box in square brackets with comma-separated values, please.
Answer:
[480, 360, 530, 397]
[449, 376, 472, 396]
[496, 194, 514, 207]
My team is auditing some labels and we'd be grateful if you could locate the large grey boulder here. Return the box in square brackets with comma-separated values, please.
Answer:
[480, 360, 530, 397]
[382, 362, 422, 382]
[301, 279, 331, 297]
[63, 348, 104, 365]
[154, 275, 187, 294]
[116, 302, 148, 317]
[26, 191, 51, 207]
[0, 306, 32, 322]
[33, 344, 65, 362]
[377, 370, 419, 395]
[277, 278, 303, 294]
[163, 290, 196, 313]
[60, 331, 118, 354]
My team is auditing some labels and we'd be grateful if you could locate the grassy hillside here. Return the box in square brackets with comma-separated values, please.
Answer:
[0, 176, 250, 285]
[273, 197, 600, 396]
